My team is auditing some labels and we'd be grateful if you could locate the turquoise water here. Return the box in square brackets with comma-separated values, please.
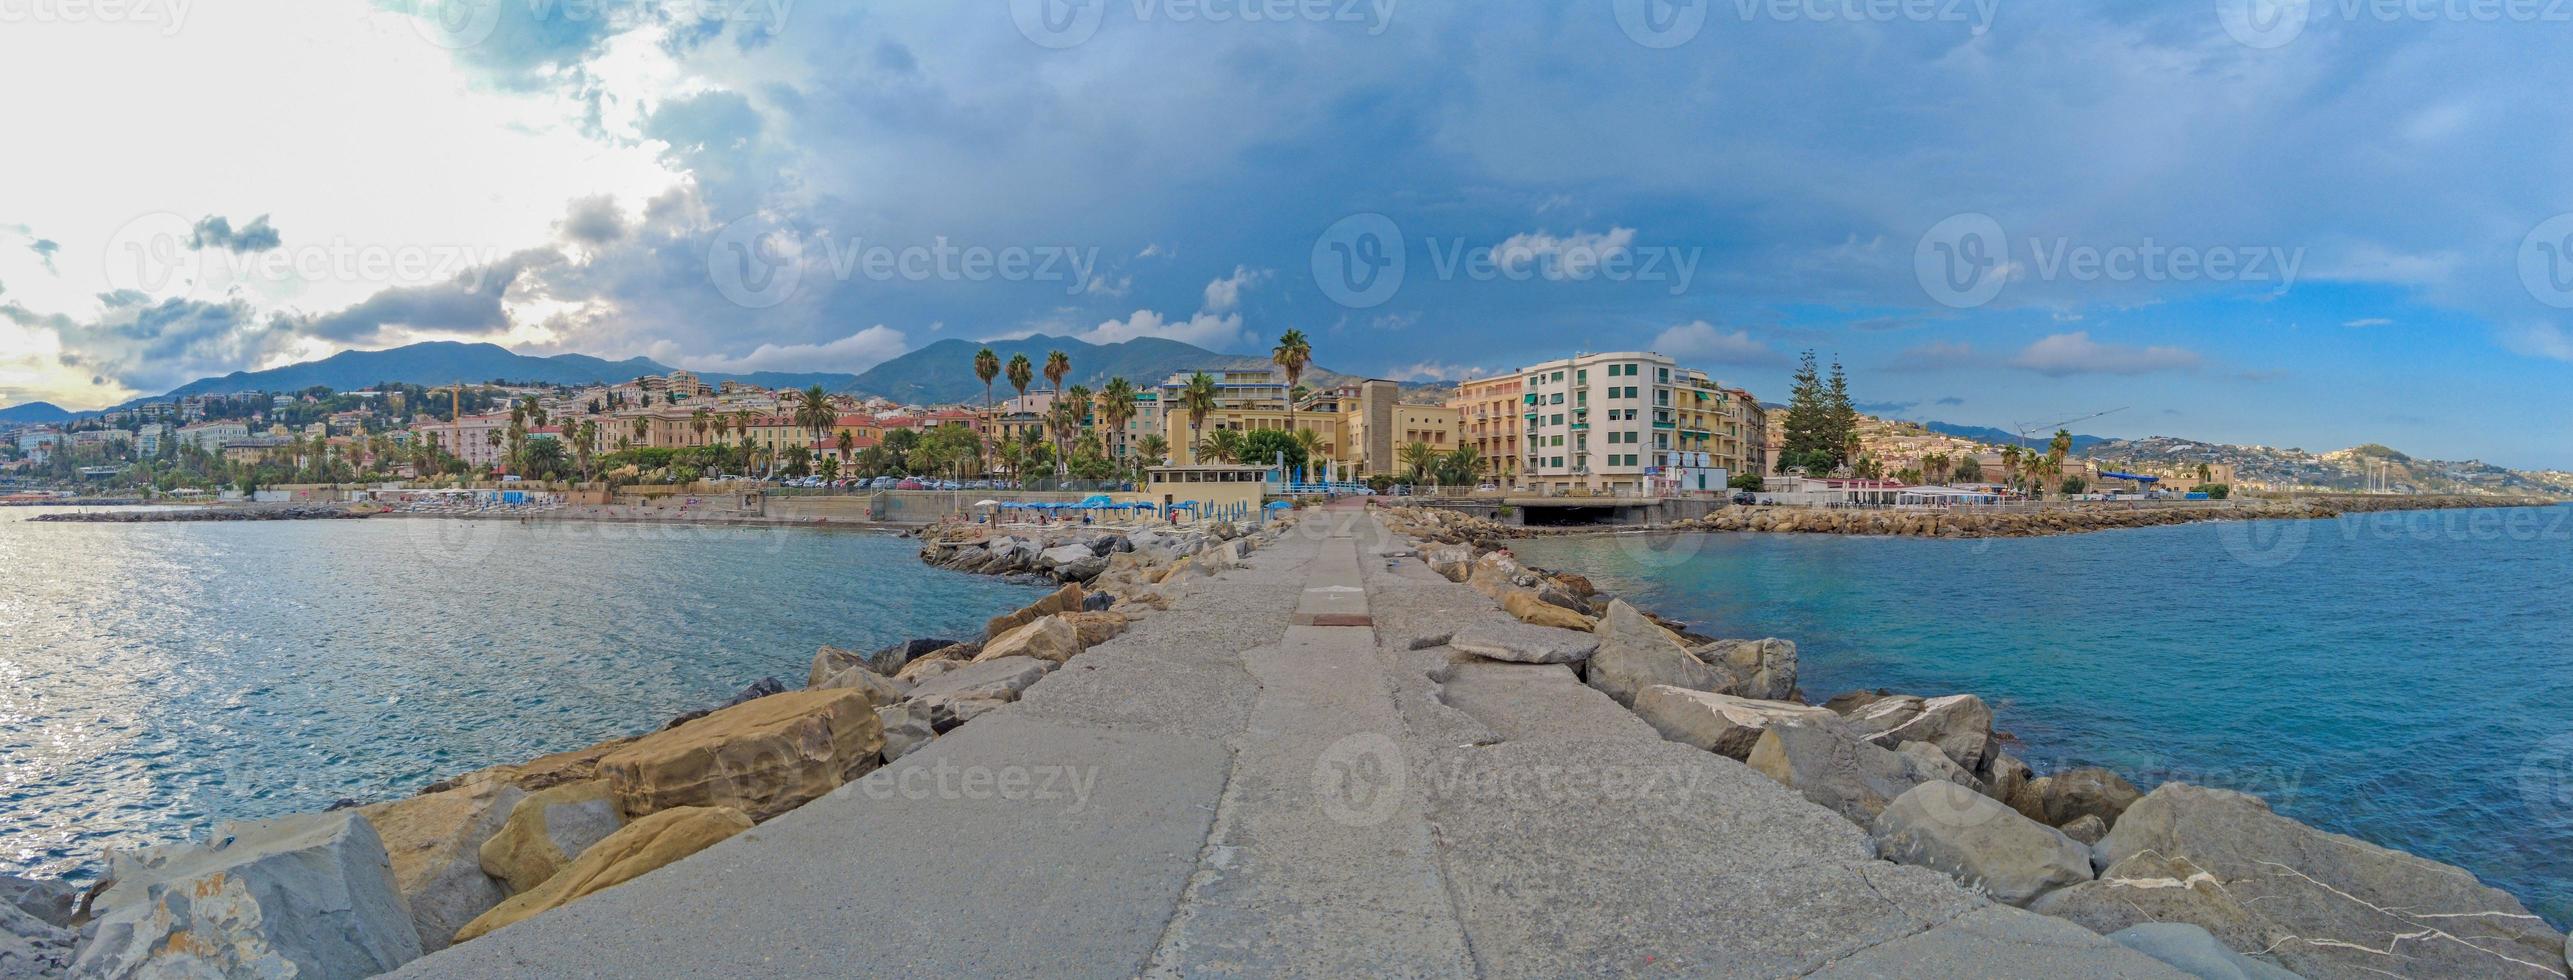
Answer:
[1514, 505, 2573, 928]
[0, 509, 1045, 882]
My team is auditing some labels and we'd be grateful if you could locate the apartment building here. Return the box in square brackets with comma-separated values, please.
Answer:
[1451, 374, 1525, 482]
[1508, 351, 1765, 494]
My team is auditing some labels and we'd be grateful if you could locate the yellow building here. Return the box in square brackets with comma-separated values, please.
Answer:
[1156, 376, 1456, 481]
[1121, 463, 1272, 518]
[1449, 374, 1525, 482]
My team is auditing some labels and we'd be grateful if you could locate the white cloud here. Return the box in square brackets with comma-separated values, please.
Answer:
[2498, 322, 2573, 362]
[1649, 321, 1779, 365]
[1493, 227, 1636, 279]
[2342, 317, 2393, 328]
[667, 326, 910, 374]
[1083, 275, 1132, 298]
[1385, 361, 1484, 382]
[2007, 332, 2202, 377]
[1202, 265, 1269, 313]
[1081, 310, 1246, 350]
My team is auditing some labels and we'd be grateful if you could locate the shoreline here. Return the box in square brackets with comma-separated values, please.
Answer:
[1442, 492, 2562, 543]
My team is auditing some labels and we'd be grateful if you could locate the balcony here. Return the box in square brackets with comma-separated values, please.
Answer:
[1569, 423, 1589, 431]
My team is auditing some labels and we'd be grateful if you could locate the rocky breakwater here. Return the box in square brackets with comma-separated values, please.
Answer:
[1390, 505, 2570, 979]
[10, 520, 1292, 979]
[1674, 493, 2553, 539]
[30, 506, 377, 523]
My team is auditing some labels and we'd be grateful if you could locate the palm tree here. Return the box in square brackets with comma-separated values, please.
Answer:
[1400, 440, 1439, 485]
[974, 346, 1001, 469]
[1439, 444, 1485, 487]
[1043, 349, 1071, 399]
[1202, 428, 1244, 464]
[795, 385, 836, 452]
[835, 430, 855, 468]
[1179, 371, 1218, 464]
[1005, 353, 1034, 410]
[1136, 434, 1170, 469]
[1099, 376, 1136, 468]
[691, 408, 711, 447]
[573, 420, 598, 480]
[1271, 329, 1312, 476]
[1291, 428, 1325, 482]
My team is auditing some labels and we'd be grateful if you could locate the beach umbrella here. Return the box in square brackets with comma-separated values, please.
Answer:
[974, 499, 999, 507]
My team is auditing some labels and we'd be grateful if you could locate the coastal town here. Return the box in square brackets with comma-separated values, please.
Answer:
[11, 334, 2540, 516]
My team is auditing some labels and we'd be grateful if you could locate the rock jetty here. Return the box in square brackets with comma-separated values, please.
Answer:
[1375, 503, 2570, 978]
[1386, 491, 2556, 542]
[29, 506, 374, 523]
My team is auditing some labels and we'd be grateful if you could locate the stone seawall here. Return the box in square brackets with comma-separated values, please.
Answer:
[1448, 493, 2555, 543]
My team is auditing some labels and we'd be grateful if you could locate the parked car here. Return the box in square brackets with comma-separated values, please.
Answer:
[896, 478, 926, 490]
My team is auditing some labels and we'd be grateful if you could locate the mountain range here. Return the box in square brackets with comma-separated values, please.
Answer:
[0, 336, 1349, 421]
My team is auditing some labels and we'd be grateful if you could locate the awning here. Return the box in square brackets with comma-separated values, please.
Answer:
[2100, 472, 2161, 483]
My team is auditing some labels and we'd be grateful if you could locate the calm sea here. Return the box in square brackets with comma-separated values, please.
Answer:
[0, 508, 1045, 882]
[1514, 504, 2573, 928]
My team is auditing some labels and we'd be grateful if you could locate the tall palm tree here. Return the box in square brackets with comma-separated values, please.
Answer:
[1203, 428, 1244, 464]
[836, 430, 855, 469]
[795, 386, 835, 450]
[1042, 349, 1071, 399]
[1179, 371, 1218, 465]
[1136, 434, 1170, 469]
[1005, 352, 1034, 410]
[1271, 329, 1312, 476]
[1291, 428, 1325, 482]
[1400, 440, 1439, 485]
[691, 407, 711, 447]
[974, 346, 1001, 469]
[1099, 376, 1136, 469]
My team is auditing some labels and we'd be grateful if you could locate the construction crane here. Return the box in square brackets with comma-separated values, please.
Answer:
[2012, 407, 2125, 452]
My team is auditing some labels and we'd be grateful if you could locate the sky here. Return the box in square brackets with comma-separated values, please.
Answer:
[2, 1, 2570, 467]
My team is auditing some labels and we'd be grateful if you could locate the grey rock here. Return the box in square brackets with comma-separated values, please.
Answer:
[2106, 924, 2304, 980]
[1835, 693, 1995, 771]
[1582, 600, 1726, 707]
[1897, 740, 1984, 792]
[876, 702, 935, 762]
[1080, 592, 1114, 612]
[907, 655, 1056, 704]
[0, 875, 78, 929]
[2041, 783, 2565, 980]
[868, 638, 958, 675]
[3, 902, 75, 979]
[663, 676, 788, 729]
[1744, 721, 1946, 825]
[1871, 781, 2093, 907]
[77, 811, 422, 979]
[925, 697, 1009, 734]
[1696, 637, 1800, 701]
[1631, 686, 1835, 760]
[1450, 620, 1600, 665]
[2060, 814, 2109, 846]
[1979, 750, 2034, 805]
[2013, 767, 2142, 829]
[818, 665, 909, 706]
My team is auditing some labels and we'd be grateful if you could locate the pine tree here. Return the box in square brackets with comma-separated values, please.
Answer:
[1825, 356, 1857, 472]
[1777, 350, 1827, 473]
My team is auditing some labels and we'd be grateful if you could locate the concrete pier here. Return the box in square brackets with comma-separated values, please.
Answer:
[394, 504, 2182, 978]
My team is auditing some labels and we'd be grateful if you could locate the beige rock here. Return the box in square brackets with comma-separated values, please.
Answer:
[1871, 781, 2094, 908]
[815, 664, 905, 707]
[975, 616, 1082, 665]
[360, 776, 525, 951]
[1631, 686, 1835, 760]
[597, 689, 884, 822]
[1058, 610, 1130, 648]
[1502, 589, 1593, 631]
[893, 641, 978, 682]
[984, 583, 1085, 639]
[478, 780, 622, 896]
[452, 806, 752, 944]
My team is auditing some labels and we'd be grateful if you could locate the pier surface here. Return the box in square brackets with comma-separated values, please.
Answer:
[394, 504, 2181, 978]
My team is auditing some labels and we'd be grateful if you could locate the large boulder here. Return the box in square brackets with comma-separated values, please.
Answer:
[1501, 590, 1593, 631]
[1978, 750, 2034, 806]
[2038, 783, 2568, 979]
[1058, 610, 1129, 648]
[1450, 620, 1601, 665]
[452, 806, 753, 944]
[0, 875, 78, 929]
[1040, 544, 1108, 581]
[360, 775, 526, 951]
[877, 701, 936, 763]
[1870, 781, 2093, 907]
[2008, 767, 2143, 830]
[75, 812, 422, 979]
[1894, 741, 1982, 792]
[1583, 601, 1728, 708]
[984, 584, 1085, 639]
[598, 689, 884, 822]
[1630, 686, 1836, 760]
[3, 902, 74, 978]
[2105, 924, 2302, 980]
[816, 664, 907, 706]
[1743, 721, 1946, 825]
[907, 655, 1056, 704]
[975, 616, 1082, 665]
[1695, 637, 1799, 701]
[1832, 693, 1995, 770]
[478, 779, 622, 895]
[1424, 545, 1474, 582]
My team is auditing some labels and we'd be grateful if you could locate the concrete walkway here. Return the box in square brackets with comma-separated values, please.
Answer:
[397, 504, 2182, 978]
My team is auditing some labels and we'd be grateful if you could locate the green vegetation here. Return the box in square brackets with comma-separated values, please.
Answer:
[1774, 350, 1857, 475]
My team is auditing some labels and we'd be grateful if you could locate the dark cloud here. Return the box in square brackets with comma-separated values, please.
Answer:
[1933, 396, 1965, 406]
[292, 246, 562, 343]
[1854, 400, 1919, 415]
[189, 215, 283, 253]
[29, 238, 59, 273]
[557, 195, 628, 246]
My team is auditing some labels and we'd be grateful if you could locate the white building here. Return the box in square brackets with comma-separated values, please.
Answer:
[1516, 351, 1684, 494]
[176, 421, 250, 451]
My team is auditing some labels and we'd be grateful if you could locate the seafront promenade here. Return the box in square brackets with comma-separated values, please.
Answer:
[392, 503, 2186, 977]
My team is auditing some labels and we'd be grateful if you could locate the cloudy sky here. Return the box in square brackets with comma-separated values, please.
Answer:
[2, 1, 2569, 466]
